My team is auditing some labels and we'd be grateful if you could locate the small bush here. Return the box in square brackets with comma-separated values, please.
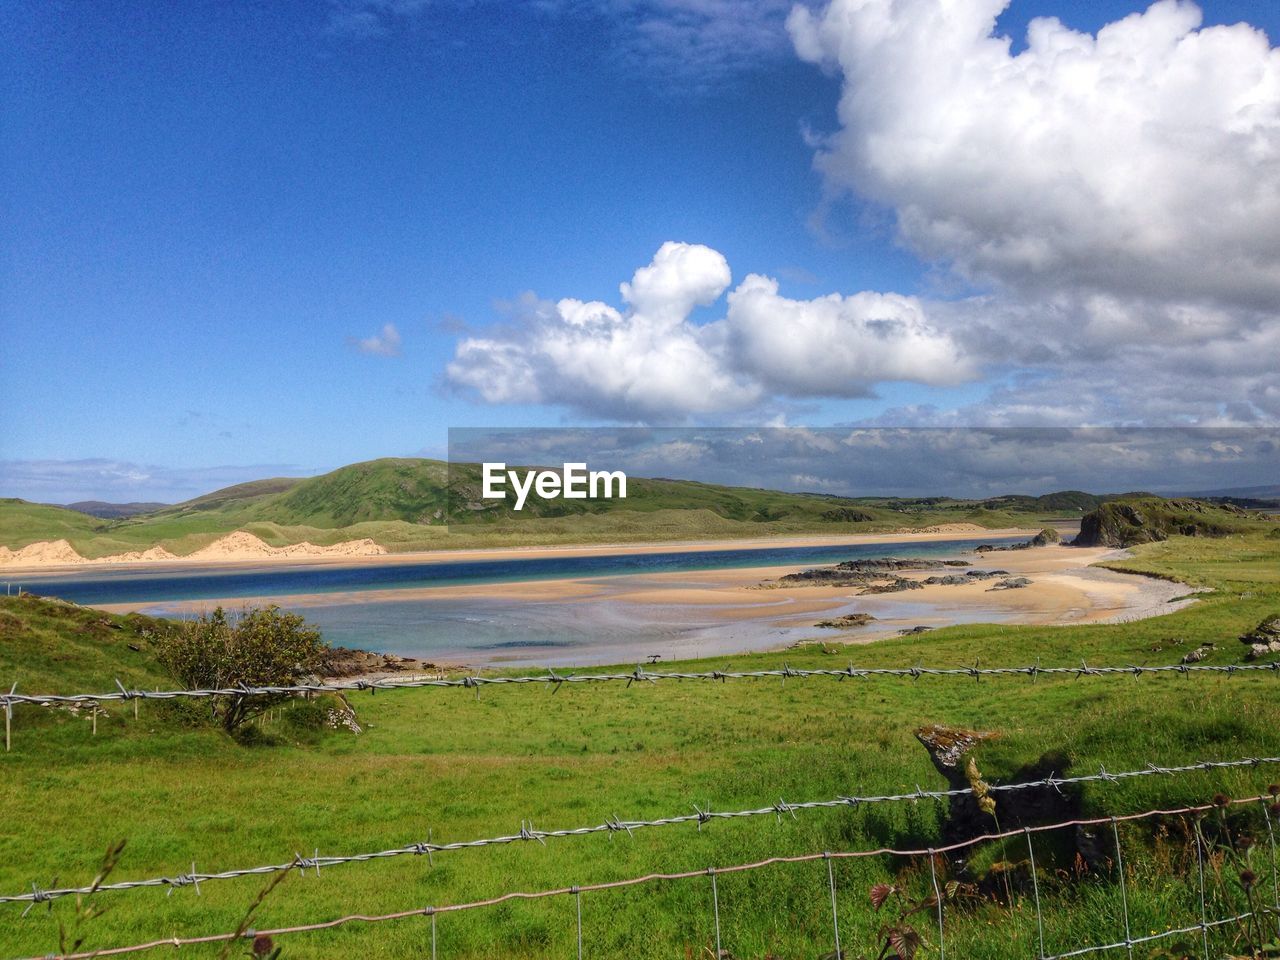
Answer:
[154, 606, 325, 733]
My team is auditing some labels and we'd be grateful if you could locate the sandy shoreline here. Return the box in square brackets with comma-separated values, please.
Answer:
[0, 524, 1038, 575]
[90, 538, 1197, 668]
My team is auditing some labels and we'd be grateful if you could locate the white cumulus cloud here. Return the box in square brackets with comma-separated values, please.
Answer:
[447, 242, 972, 420]
[787, 0, 1280, 425]
[726, 275, 973, 396]
[788, 0, 1280, 308]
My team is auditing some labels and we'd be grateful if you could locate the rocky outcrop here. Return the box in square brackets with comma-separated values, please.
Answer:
[814, 612, 877, 629]
[915, 724, 1085, 874]
[765, 555, 1026, 597]
[317, 646, 441, 678]
[770, 557, 965, 588]
[1241, 614, 1280, 660]
[976, 528, 1061, 553]
[988, 576, 1033, 590]
[1072, 498, 1259, 547]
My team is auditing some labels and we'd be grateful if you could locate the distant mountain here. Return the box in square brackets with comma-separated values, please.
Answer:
[1182, 485, 1280, 498]
[63, 500, 170, 519]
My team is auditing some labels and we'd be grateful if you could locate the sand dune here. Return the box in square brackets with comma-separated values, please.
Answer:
[0, 532, 386, 568]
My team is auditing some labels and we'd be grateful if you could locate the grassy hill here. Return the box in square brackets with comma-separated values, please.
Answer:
[1073, 497, 1264, 546]
[0, 593, 171, 693]
[0, 458, 1204, 560]
[2, 533, 1279, 958]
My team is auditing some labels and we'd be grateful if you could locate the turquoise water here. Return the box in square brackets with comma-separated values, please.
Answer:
[17, 535, 1022, 665]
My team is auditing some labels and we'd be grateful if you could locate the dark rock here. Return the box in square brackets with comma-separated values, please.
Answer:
[833, 557, 952, 572]
[988, 577, 1032, 590]
[976, 528, 1060, 553]
[1240, 614, 1280, 660]
[898, 625, 934, 635]
[814, 612, 877, 630]
[915, 725, 1083, 874]
[860, 577, 925, 594]
[772, 556, 970, 590]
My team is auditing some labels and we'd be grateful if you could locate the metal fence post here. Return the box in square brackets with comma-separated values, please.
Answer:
[709, 868, 721, 958]
[1110, 818, 1134, 960]
[825, 853, 841, 960]
[927, 849, 945, 960]
[1024, 829, 1044, 960]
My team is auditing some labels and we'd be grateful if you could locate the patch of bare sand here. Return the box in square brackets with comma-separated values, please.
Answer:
[0, 532, 386, 570]
[0, 539, 87, 566]
[182, 531, 386, 562]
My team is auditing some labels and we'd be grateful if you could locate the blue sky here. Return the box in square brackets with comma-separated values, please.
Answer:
[3, 1, 1279, 501]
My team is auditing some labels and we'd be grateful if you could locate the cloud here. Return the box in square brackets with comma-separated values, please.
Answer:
[788, 0, 1280, 308]
[446, 242, 971, 420]
[726, 274, 973, 396]
[785, 0, 1280, 425]
[0, 460, 309, 505]
[326, 0, 797, 85]
[579, 0, 799, 84]
[349, 323, 403, 357]
[325, 0, 432, 38]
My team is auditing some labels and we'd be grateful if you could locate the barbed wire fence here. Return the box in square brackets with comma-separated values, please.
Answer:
[9, 792, 1280, 960]
[5, 656, 1280, 751]
[4, 755, 1276, 908]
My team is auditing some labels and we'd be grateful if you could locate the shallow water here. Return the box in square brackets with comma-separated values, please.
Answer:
[17, 535, 1024, 665]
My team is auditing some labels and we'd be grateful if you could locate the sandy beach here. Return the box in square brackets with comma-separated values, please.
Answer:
[87, 534, 1196, 667]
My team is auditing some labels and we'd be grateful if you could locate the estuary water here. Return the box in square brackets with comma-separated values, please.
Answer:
[16, 535, 1024, 666]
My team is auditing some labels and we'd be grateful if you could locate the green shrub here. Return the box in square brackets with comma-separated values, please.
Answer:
[153, 606, 324, 733]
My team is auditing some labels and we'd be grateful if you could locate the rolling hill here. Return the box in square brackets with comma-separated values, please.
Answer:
[0, 458, 1210, 560]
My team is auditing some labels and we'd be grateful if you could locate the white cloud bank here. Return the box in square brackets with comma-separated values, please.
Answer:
[788, 0, 1280, 308]
[447, 242, 971, 420]
[790, 0, 1278, 425]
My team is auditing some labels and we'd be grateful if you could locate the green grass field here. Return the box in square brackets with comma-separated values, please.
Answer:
[2, 530, 1280, 959]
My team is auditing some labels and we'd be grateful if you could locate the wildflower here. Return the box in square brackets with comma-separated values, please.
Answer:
[1240, 869, 1257, 891]
[251, 935, 274, 957]
[1268, 784, 1279, 797]
[1212, 793, 1231, 808]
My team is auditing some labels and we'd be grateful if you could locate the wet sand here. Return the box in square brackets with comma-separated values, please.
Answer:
[110, 541, 1197, 667]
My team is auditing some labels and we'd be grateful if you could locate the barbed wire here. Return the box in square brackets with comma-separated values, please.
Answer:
[4, 754, 1277, 908]
[6, 656, 1280, 710]
[10, 793, 1276, 960]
